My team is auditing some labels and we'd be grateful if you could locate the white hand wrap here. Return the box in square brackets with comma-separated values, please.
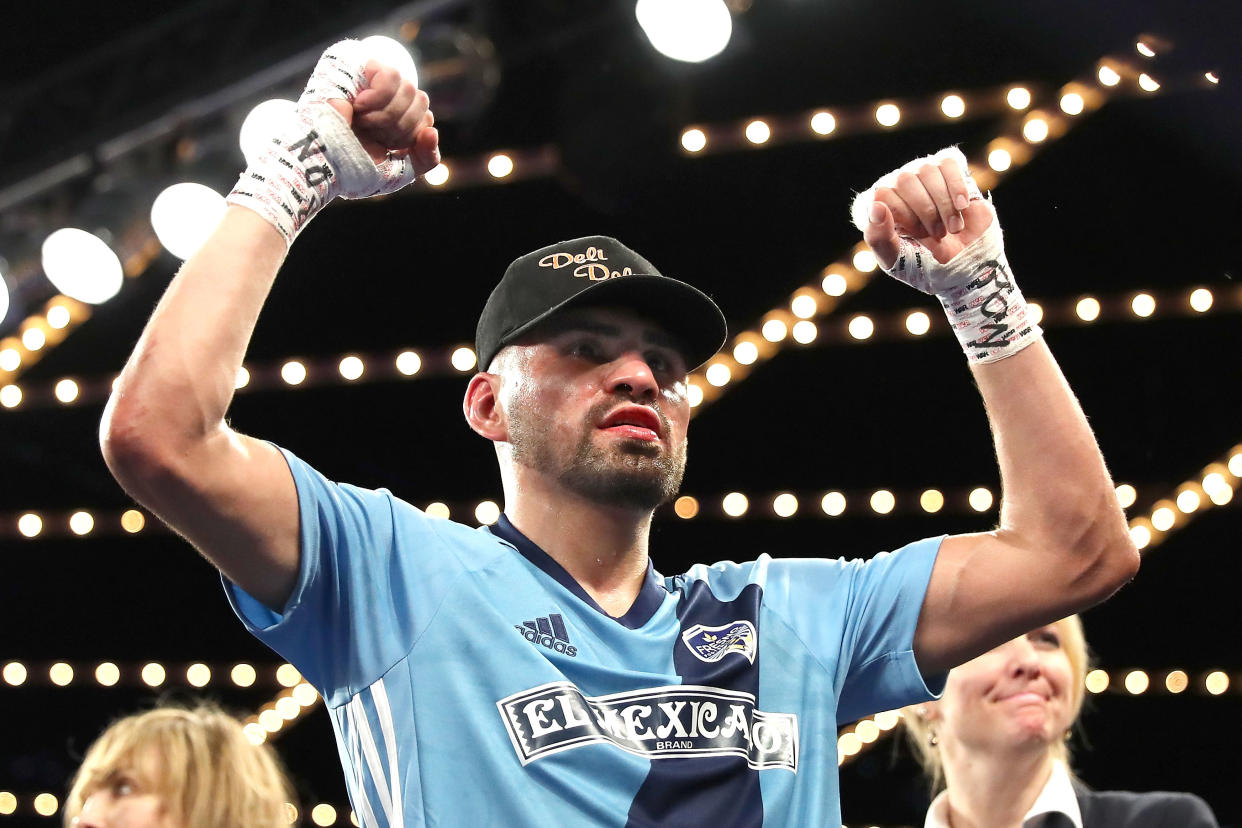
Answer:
[851, 147, 1043, 364]
[227, 39, 417, 245]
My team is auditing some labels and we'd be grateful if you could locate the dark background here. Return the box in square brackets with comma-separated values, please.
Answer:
[1, 0, 1239, 825]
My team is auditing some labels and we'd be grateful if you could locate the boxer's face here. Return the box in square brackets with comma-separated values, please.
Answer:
[72, 751, 181, 828]
[934, 623, 1075, 756]
[500, 307, 691, 510]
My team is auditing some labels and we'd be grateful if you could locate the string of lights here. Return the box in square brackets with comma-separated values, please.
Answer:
[685, 41, 1218, 413]
[0, 659, 303, 691]
[1127, 443, 1242, 553]
[2, 281, 1234, 415]
[240, 680, 322, 747]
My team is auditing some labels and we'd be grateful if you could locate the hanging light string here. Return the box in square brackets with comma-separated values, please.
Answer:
[1127, 443, 1242, 553]
[2, 282, 1233, 415]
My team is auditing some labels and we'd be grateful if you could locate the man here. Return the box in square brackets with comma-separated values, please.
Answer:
[100, 40, 1138, 827]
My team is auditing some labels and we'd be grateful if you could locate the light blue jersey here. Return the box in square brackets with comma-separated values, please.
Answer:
[226, 448, 945, 827]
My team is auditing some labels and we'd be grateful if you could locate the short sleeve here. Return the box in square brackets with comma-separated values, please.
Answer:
[223, 447, 468, 701]
[762, 536, 947, 722]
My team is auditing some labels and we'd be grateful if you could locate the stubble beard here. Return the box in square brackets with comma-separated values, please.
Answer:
[509, 402, 687, 511]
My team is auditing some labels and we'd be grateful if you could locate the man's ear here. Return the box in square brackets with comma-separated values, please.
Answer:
[463, 372, 508, 441]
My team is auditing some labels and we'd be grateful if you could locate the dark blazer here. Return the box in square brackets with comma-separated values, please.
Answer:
[1073, 780, 1219, 828]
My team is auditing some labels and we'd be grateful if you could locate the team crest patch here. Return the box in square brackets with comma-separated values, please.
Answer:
[681, 621, 757, 664]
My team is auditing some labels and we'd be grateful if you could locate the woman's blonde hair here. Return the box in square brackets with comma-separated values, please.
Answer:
[63, 704, 295, 828]
[903, 615, 1091, 792]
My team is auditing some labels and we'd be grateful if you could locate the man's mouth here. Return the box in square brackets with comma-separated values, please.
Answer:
[599, 405, 662, 442]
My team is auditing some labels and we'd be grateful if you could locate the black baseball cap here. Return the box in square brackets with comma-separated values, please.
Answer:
[475, 235, 727, 371]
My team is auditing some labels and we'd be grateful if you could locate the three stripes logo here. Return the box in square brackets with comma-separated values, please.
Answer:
[516, 613, 577, 657]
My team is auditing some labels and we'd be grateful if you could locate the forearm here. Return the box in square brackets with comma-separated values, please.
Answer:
[102, 207, 286, 457]
[972, 339, 1138, 583]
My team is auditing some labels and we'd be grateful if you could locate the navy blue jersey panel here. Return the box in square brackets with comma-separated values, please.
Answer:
[626, 581, 765, 827]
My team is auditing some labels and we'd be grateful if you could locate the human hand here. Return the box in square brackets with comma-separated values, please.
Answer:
[326, 60, 440, 175]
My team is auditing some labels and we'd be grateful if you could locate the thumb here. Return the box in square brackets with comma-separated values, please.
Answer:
[327, 99, 353, 126]
[862, 200, 899, 270]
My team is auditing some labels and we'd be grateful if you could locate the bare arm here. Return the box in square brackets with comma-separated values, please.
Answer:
[101, 57, 439, 611]
[860, 154, 1139, 675]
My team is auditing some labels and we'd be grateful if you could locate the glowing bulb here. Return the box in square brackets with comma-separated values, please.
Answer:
[1165, 670, 1189, 694]
[0, 348, 19, 371]
[1075, 297, 1100, 322]
[1131, 293, 1155, 317]
[635, 0, 733, 63]
[33, 794, 58, 817]
[1023, 117, 1049, 143]
[905, 311, 930, 336]
[49, 662, 73, 686]
[722, 492, 749, 517]
[259, 709, 283, 732]
[1202, 473, 1228, 497]
[22, 327, 46, 350]
[681, 128, 707, 153]
[95, 662, 120, 686]
[1006, 86, 1031, 110]
[810, 111, 836, 135]
[2, 662, 27, 686]
[821, 271, 848, 296]
[151, 183, 228, 260]
[41, 228, 124, 304]
[732, 340, 758, 365]
[1150, 506, 1175, 532]
[674, 495, 699, 519]
[705, 362, 731, 387]
[0, 385, 21, 408]
[988, 149, 1012, 172]
[276, 696, 301, 720]
[1136, 41, 1156, 57]
[847, 315, 873, 340]
[311, 803, 338, 826]
[425, 502, 450, 519]
[855, 719, 880, 742]
[968, 487, 994, 512]
[396, 351, 422, 375]
[0, 792, 15, 816]
[687, 383, 704, 408]
[360, 35, 419, 85]
[1027, 302, 1044, 325]
[837, 732, 861, 755]
[1097, 65, 1121, 86]
[424, 163, 450, 186]
[744, 120, 770, 144]
[141, 662, 166, 687]
[473, 500, 501, 526]
[121, 509, 146, 533]
[47, 305, 71, 329]
[338, 355, 364, 381]
[821, 492, 846, 516]
[232, 663, 257, 687]
[772, 493, 798, 518]
[17, 513, 42, 538]
[1230, 452, 1242, 477]
[55, 379, 80, 403]
[1176, 489, 1201, 513]
[1085, 669, 1109, 693]
[870, 490, 895, 515]
[451, 347, 477, 372]
[761, 319, 787, 342]
[1124, 670, 1149, 694]
[234, 366, 250, 389]
[791, 294, 817, 319]
[1059, 93, 1085, 115]
[940, 94, 965, 118]
[852, 250, 877, 272]
[1189, 288, 1213, 312]
[187, 663, 211, 688]
[243, 723, 267, 745]
[1205, 671, 1229, 695]
[293, 682, 319, 707]
[1138, 74, 1160, 93]
[69, 510, 94, 535]
[487, 154, 514, 178]
[1205, 72, 1219, 84]
[1207, 484, 1233, 507]
[277, 663, 301, 688]
[239, 99, 299, 164]
[875, 104, 900, 127]
[1115, 484, 1136, 509]
[1129, 523, 1151, 550]
[875, 710, 900, 730]
[791, 320, 818, 344]
[281, 361, 306, 385]
[920, 489, 944, 513]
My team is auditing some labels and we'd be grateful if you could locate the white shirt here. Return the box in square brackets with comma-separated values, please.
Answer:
[923, 761, 1084, 828]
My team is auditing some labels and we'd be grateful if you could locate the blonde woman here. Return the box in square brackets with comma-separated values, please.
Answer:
[905, 617, 1216, 828]
[64, 705, 294, 828]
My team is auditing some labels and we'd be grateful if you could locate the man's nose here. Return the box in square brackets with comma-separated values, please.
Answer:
[604, 352, 659, 400]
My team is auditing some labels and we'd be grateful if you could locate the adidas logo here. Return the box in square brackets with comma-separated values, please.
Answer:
[516, 613, 577, 657]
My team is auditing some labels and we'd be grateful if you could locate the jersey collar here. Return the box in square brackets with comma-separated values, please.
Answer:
[486, 514, 667, 629]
